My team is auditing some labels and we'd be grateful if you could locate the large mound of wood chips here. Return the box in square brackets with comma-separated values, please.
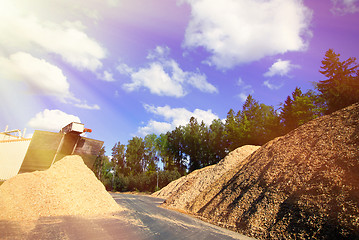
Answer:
[0, 155, 122, 221]
[184, 103, 359, 239]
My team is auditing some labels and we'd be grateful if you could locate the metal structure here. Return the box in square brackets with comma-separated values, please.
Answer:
[0, 123, 104, 181]
[0, 128, 31, 180]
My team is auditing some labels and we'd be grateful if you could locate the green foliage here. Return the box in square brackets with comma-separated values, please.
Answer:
[99, 156, 114, 190]
[110, 170, 181, 193]
[224, 108, 242, 151]
[280, 87, 324, 134]
[112, 141, 126, 175]
[239, 95, 281, 145]
[126, 136, 145, 174]
[144, 134, 159, 173]
[317, 49, 359, 113]
[166, 126, 187, 174]
[224, 95, 281, 150]
[208, 119, 227, 164]
[93, 146, 106, 179]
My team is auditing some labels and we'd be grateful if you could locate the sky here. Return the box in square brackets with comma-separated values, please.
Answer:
[0, 0, 358, 154]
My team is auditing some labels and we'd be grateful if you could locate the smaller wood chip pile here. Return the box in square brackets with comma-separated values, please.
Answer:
[153, 145, 260, 211]
[0, 155, 122, 221]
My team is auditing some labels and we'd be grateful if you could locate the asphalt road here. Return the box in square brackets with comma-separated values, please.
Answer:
[0, 193, 254, 240]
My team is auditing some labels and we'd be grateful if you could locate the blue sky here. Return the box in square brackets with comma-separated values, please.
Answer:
[0, 0, 358, 153]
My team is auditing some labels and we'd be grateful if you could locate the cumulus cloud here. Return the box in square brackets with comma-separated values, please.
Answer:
[120, 46, 218, 97]
[73, 102, 101, 110]
[137, 104, 219, 136]
[138, 120, 173, 136]
[264, 59, 299, 77]
[123, 62, 187, 97]
[0, 52, 100, 110]
[0, 0, 106, 72]
[263, 80, 284, 90]
[331, 0, 359, 14]
[236, 78, 254, 102]
[27, 109, 81, 131]
[147, 45, 171, 60]
[0, 0, 105, 111]
[182, 0, 313, 69]
[0, 52, 72, 100]
[97, 70, 115, 82]
[116, 63, 134, 75]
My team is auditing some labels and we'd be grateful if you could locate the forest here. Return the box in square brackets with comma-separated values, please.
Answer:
[93, 49, 359, 192]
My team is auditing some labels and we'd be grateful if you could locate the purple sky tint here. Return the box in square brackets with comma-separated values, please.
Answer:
[0, 0, 358, 154]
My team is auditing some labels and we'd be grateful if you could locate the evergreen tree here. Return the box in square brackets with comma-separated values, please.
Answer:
[239, 95, 281, 145]
[208, 119, 227, 163]
[224, 109, 242, 151]
[317, 49, 359, 113]
[280, 87, 323, 134]
[184, 117, 203, 171]
[166, 126, 187, 175]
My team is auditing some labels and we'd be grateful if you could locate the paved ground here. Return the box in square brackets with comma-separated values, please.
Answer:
[0, 193, 254, 240]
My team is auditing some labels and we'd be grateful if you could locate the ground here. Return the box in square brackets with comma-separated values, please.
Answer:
[0, 193, 254, 240]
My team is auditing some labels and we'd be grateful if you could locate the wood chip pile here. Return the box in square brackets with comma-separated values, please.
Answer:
[0, 155, 122, 221]
[180, 103, 359, 239]
[153, 145, 260, 211]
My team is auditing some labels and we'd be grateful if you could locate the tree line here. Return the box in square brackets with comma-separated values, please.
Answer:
[93, 49, 359, 192]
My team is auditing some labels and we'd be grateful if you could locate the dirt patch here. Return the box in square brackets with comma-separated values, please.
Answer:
[156, 145, 260, 211]
[0, 155, 122, 222]
[187, 103, 359, 239]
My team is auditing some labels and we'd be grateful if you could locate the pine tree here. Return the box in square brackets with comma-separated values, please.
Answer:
[280, 87, 323, 134]
[317, 49, 359, 113]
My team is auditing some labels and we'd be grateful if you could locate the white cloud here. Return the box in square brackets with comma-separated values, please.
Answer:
[147, 46, 171, 60]
[116, 63, 134, 75]
[0, 0, 106, 72]
[237, 78, 244, 87]
[123, 62, 187, 97]
[263, 80, 283, 90]
[236, 78, 254, 102]
[238, 93, 249, 102]
[97, 70, 115, 82]
[0, 52, 72, 100]
[137, 120, 173, 136]
[331, 0, 359, 14]
[182, 0, 313, 69]
[186, 69, 218, 93]
[27, 109, 81, 131]
[138, 104, 219, 136]
[0, 52, 100, 109]
[264, 59, 299, 77]
[73, 102, 101, 110]
[120, 46, 218, 97]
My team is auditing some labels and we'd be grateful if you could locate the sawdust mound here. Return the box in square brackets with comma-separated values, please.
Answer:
[188, 103, 359, 239]
[155, 145, 260, 211]
[0, 155, 122, 221]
